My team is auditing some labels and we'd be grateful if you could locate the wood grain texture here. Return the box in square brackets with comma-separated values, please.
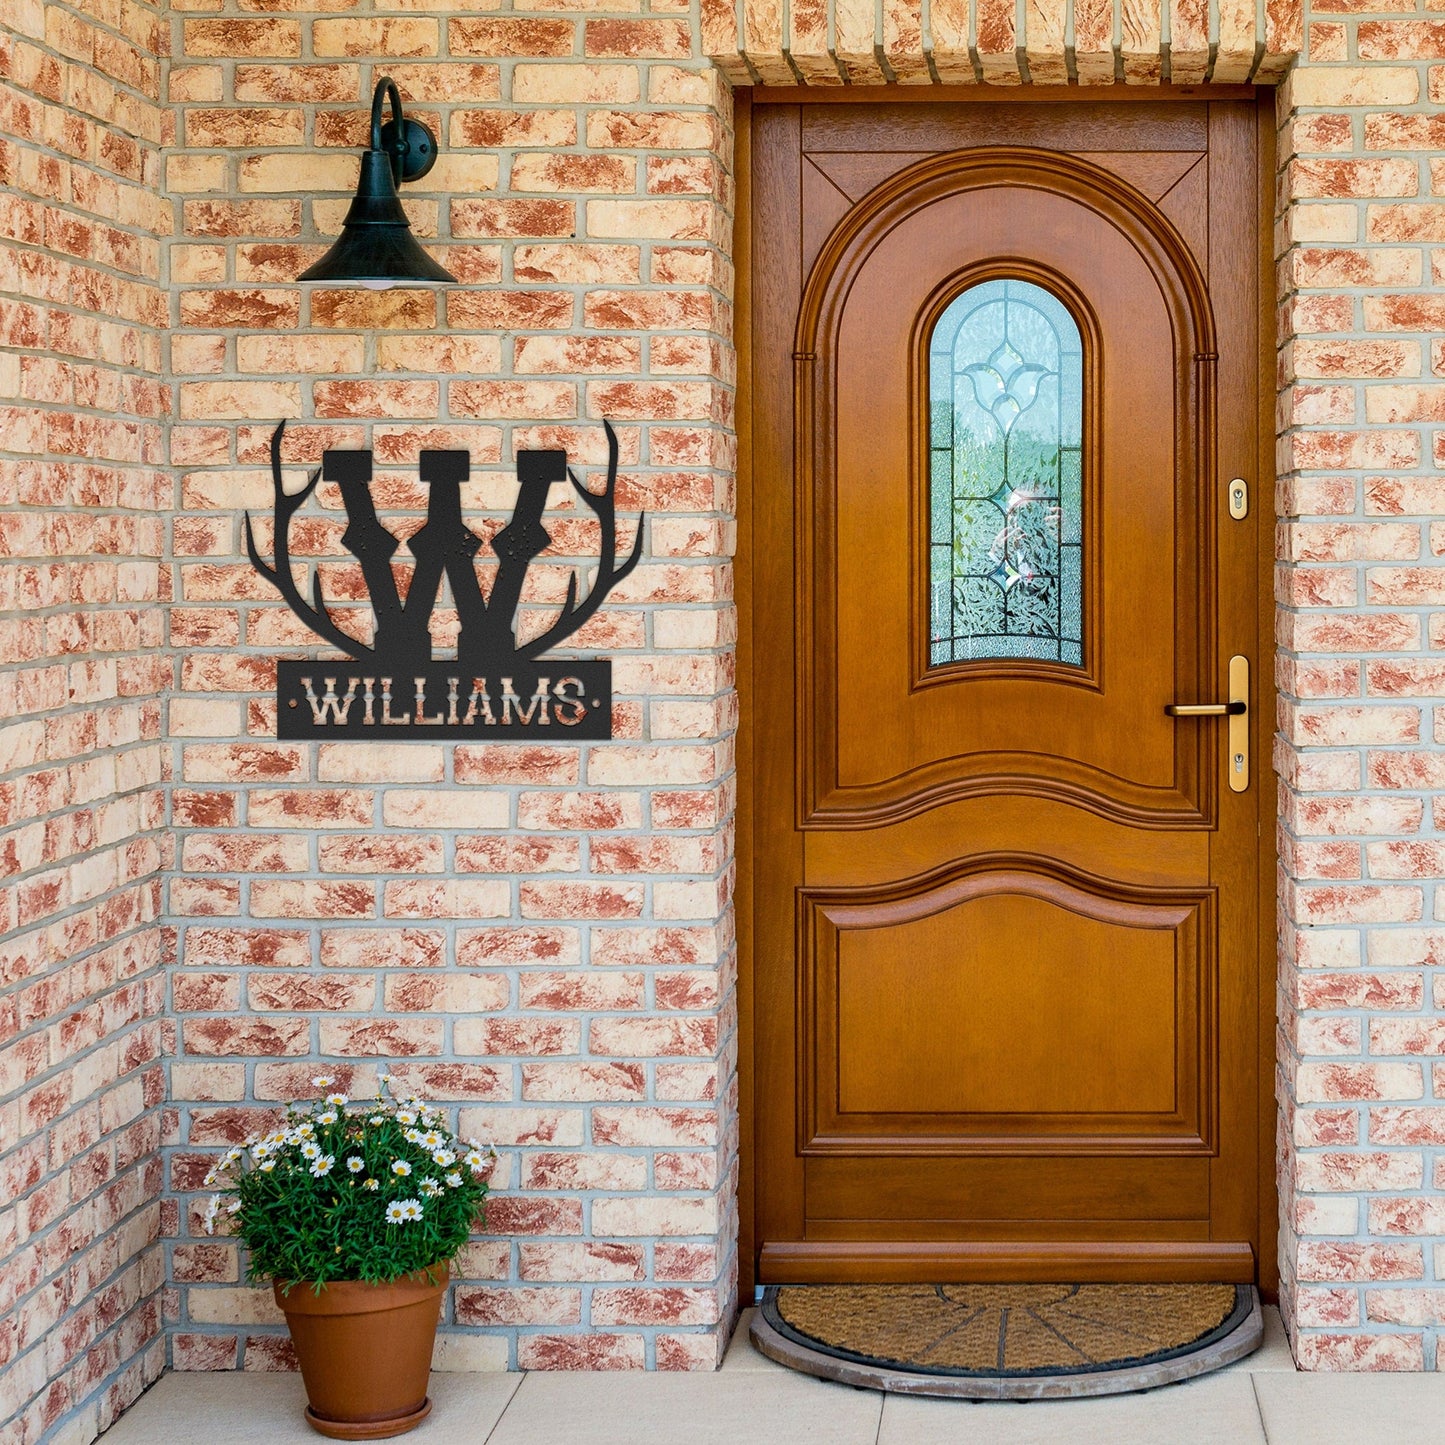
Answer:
[747, 98, 1269, 1285]
[760, 1241, 1257, 1284]
[796, 151, 1216, 832]
[800, 101, 1208, 150]
[804, 863, 1213, 1149]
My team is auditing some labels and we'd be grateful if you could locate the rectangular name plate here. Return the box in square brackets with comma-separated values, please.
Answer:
[277, 660, 612, 740]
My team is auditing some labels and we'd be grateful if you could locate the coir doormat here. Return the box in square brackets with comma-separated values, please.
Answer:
[753, 1283, 1261, 1400]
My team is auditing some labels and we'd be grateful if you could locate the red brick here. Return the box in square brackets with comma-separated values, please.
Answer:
[1297, 1242, 1424, 1282]
[591, 1287, 718, 1327]
[451, 200, 576, 240]
[1371, 1109, 1445, 1145]
[518, 1243, 645, 1282]
[449, 18, 575, 55]
[183, 19, 302, 56]
[517, 1335, 644, 1370]
[455, 1287, 581, 1326]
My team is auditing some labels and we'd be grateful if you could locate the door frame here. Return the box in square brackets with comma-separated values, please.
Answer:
[733, 85, 1281, 1299]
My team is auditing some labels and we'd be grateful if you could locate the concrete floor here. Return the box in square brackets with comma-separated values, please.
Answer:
[99, 1307, 1445, 1444]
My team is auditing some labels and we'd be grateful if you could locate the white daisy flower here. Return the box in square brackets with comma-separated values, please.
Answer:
[203, 1170, 218, 1188]
[227, 1200, 242, 1215]
[403, 1128, 426, 1146]
[391, 1160, 412, 1177]
[311, 1075, 334, 1088]
[259, 1159, 276, 1173]
[346, 1156, 365, 1174]
[445, 1172, 463, 1189]
[202, 1195, 221, 1234]
[325, 1093, 347, 1107]
[363, 1178, 380, 1191]
[368, 1115, 386, 1126]
[295, 1122, 314, 1137]
[317, 1110, 339, 1126]
[386, 1199, 422, 1224]
[431, 1149, 456, 1168]
[311, 1155, 335, 1177]
[419, 1178, 442, 1198]
[397, 1110, 417, 1126]
[300, 1141, 321, 1161]
[464, 1150, 486, 1171]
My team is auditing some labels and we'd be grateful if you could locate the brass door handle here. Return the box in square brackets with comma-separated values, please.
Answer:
[1164, 656, 1250, 792]
[1165, 701, 1246, 716]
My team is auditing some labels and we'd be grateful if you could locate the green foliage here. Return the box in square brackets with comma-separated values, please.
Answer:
[204, 1073, 492, 1287]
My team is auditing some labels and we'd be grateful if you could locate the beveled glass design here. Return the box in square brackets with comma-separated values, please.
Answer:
[928, 279, 1083, 667]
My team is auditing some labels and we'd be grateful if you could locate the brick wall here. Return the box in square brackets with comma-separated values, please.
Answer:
[0, 0, 170, 1437]
[8, 0, 1445, 1417]
[1275, 24, 1445, 1372]
[161, 7, 740, 1373]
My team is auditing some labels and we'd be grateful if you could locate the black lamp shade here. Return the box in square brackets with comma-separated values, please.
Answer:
[299, 80, 456, 288]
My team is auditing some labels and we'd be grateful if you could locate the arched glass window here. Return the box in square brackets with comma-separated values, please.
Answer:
[928, 278, 1084, 667]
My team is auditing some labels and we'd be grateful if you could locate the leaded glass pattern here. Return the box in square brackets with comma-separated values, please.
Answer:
[928, 279, 1084, 668]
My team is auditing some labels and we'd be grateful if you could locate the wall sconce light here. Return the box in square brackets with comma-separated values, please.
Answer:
[298, 76, 456, 289]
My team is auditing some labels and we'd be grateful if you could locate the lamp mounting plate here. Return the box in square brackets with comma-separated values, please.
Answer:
[379, 117, 438, 184]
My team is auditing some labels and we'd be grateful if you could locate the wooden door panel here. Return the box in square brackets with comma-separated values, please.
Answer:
[799, 102, 1209, 153]
[805, 1157, 1209, 1223]
[804, 798, 1210, 887]
[802, 865, 1212, 1149]
[800, 147, 1219, 282]
[802, 150, 1217, 831]
[806, 151, 934, 202]
[759, 1239, 1256, 1286]
[749, 99, 1264, 1285]
[1073, 151, 1204, 201]
[835, 893, 1181, 1116]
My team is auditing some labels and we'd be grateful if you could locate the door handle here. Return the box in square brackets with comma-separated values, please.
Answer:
[1164, 701, 1245, 716]
[1165, 656, 1250, 792]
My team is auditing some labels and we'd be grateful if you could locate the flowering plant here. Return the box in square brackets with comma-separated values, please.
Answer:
[203, 1073, 493, 1288]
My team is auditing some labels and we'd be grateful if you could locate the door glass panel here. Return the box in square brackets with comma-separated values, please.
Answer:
[928, 279, 1084, 667]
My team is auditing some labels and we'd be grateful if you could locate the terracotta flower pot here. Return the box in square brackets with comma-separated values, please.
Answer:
[274, 1265, 448, 1440]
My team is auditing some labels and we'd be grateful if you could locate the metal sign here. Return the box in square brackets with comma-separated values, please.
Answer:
[245, 419, 642, 740]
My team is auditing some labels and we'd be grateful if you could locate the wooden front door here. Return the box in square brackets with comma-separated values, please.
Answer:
[744, 97, 1271, 1284]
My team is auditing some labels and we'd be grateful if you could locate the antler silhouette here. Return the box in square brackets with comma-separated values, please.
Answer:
[515, 420, 644, 662]
[244, 421, 372, 660]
